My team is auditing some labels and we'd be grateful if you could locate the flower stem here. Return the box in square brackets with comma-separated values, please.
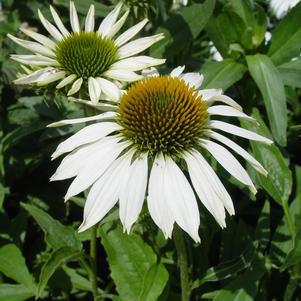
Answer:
[90, 224, 98, 299]
[173, 226, 191, 301]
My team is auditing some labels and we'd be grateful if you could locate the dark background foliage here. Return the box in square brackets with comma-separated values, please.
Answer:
[0, 0, 301, 300]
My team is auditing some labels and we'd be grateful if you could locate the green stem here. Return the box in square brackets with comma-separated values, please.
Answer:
[173, 226, 191, 301]
[90, 224, 98, 299]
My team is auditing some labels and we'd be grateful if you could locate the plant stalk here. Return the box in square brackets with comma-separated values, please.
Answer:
[173, 226, 191, 301]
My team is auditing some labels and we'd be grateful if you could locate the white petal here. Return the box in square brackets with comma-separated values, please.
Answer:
[38, 9, 63, 41]
[85, 5, 95, 32]
[180, 73, 204, 89]
[36, 71, 66, 86]
[170, 66, 185, 77]
[88, 77, 101, 103]
[199, 89, 222, 101]
[118, 34, 164, 59]
[119, 152, 148, 233]
[51, 136, 119, 181]
[200, 139, 257, 194]
[110, 56, 166, 72]
[184, 151, 227, 227]
[97, 77, 120, 101]
[104, 69, 143, 82]
[107, 10, 129, 38]
[47, 111, 116, 127]
[78, 151, 133, 232]
[207, 105, 257, 123]
[56, 74, 77, 89]
[203, 92, 243, 111]
[164, 157, 200, 242]
[147, 154, 174, 239]
[51, 122, 122, 158]
[19, 28, 56, 49]
[142, 67, 159, 77]
[50, 5, 70, 37]
[208, 120, 273, 144]
[7, 34, 55, 58]
[68, 97, 117, 110]
[14, 67, 56, 85]
[10, 54, 59, 66]
[65, 140, 129, 201]
[98, 2, 122, 37]
[67, 78, 83, 96]
[207, 130, 268, 176]
[70, 1, 80, 33]
[114, 18, 148, 47]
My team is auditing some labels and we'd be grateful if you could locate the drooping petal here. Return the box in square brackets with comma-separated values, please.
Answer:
[97, 77, 120, 101]
[164, 157, 201, 242]
[50, 5, 70, 36]
[180, 72, 204, 89]
[184, 151, 227, 227]
[104, 69, 143, 82]
[88, 77, 101, 103]
[47, 111, 116, 127]
[107, 10, 129, 39]
[64, 140, 129, 201]
[170, 66, 185, 77]
[36, 70, 66, 86]
[85, 4, 95, 32]
[142, 67, 160, 77]
[56, 74, 77, 89]
[203, 93, 243, 111]
[119, 152, 148, 233]
[199, 89, 222, 101]
[14, 68, 57, 85]
[67, 78, 83, 96]
[38, 9, 63, 41]
[98, 2, 122, 37]
[7, 34, 55, 58]
[78, 151, 133, 232]
[11, 54, 59, 66]
[20, 28, 56, 49]
[200, 139, 257, 194]
[70, 1, 80, 33]
[114, 18, 148, 47]
[51, 122, 122, 158]
[207, 105, 257, 123]
[208, 120, 273, 144]
[207, 130, 268, 176]
[147, 154, 174, 239]
[110, 56, 166, 72]
[118, 34, 164, 59]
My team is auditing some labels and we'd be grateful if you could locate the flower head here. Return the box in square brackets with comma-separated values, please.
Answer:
[49, 67, 272, 242]
[8, 1, 165, 104]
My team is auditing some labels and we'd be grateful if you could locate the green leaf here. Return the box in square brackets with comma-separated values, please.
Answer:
[200, 59, 247, 90]
[139, 264, 169, 301]
[246, 54, 287, 146]
[268, 3, 301, 65]
[0, 284, 34, 301]
[150, 0, 215, 58]
[211, 255, 266, 301]
[0, 244, 37, 294]
[193, 242, 256, 288]
[255, 200, 270, 252]
[63, 266, 93, 292]
[53, 0, 112, 17]
[22, 203, 82, 250]
[99, 224, 166, 301]
[278, 58, 301, 88]
[38, 247, 81, 297]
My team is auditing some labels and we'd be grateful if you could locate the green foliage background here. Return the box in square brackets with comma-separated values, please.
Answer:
[0, 0, 301, 300]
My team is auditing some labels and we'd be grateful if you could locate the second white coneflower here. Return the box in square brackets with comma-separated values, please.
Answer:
[48, 67, 272, 242]
[8, 1, 165, 104]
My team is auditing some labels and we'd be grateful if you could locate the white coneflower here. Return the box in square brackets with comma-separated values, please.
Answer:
[270, 0, 300, 18]
[48, 66, 272, 242]
[8, 1, 165, 104]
